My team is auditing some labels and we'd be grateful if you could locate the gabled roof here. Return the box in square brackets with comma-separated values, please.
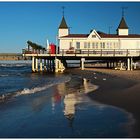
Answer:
[59, 16, 68, 29]
[117, 17, 128, 30]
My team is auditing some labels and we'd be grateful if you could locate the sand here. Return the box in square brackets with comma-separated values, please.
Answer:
[66, 68, 140, 137]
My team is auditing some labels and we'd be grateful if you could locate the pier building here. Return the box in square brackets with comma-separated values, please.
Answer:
[58, 16, 140, 51]
[22, 14, 140, 73]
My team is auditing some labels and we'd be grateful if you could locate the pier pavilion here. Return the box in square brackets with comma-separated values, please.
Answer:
[22, 14, 140, 73]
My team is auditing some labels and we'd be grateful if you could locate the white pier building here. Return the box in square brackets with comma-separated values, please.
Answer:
[23, 14, 140, 72]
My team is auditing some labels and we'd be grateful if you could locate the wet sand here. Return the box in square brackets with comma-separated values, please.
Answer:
[66, 68, 140, 137]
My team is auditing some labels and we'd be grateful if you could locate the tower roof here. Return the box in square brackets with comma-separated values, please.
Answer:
[117, 17, 128, 30]
[59, 16, 68, 29]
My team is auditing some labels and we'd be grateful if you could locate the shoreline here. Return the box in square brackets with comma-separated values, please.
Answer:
[66, 68, 140, 137]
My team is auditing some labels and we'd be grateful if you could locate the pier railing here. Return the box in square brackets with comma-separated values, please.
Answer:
[22, 49, 140, 57]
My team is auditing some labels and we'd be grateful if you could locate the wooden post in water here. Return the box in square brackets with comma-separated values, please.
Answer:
[131, 57, 133, 71]
[81, 58, 85, 70]
[55, 57, 58, 72]
[35, 57, 38, 72]
[127, 58, 130, 71]
[47, 60, 50, 71]
[50, 60, 52, 71]
[32, 56, 35, 72]
[40, 58, 43, 72]
[120, 62, 123, 70]
[44, 59, 47, 71]
[107, 62, 109, 68]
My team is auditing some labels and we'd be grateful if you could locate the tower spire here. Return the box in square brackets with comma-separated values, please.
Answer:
[121, 6, 128, 17]
[58, 7, 69, 37]
[117, 7, 129, 35]
[62, 6, 65, 17]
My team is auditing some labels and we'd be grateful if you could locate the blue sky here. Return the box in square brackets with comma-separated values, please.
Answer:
[0, 2, 140, 53]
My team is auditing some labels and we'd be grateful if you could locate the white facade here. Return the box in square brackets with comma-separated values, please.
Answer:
[58, 17, 140, 51]
[117, 29, 129, 36]
[58, 28, 69, 37]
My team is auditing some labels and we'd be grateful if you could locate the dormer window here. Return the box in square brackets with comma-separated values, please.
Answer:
[92, 35, 96, 38]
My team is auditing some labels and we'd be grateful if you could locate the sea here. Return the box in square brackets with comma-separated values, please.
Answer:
[0, 60, 134, 138]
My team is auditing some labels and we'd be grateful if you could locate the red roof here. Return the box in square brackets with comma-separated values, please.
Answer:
[99, 33, 140, 38]
[62, 34, 89, 38]
[62, 32, 140, 38]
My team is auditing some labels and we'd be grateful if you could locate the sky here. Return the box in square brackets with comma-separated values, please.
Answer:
[0, 2, 140, 53]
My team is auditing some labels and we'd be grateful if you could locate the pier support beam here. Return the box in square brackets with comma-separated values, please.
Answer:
[107, 62, 109, 68]
[44, 59, 47, 71]
[40, 58, 43, 72]
[55, 57, 65, 73]
[32, 56, 35, 72]
[131, 57, 133, 71]
[81, 58, 85, 70]
[35, 58, 38, 72]
[49, 60, 52, 71]
[134, 62, 137, 70]
[127, 58, 130, 71]
[120, 62, 123, 70]
[47, 60, 50, 71]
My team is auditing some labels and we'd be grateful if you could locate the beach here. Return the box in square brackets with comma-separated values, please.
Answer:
[67, 68, 140, 137]
[0, 61, 136, 138]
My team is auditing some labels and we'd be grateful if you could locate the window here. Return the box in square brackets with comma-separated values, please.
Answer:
[92, 35, 96, 38]
[107, 42, 109, 49]
[92, 42, 95, 49]
[76, 42, 80, 49]
[84, 42, 87, 49]
[69, 42, 72, 48]
[103, 42, 105, 49]
[116, 42, 118, 48]
[96, 42, 98, 49]
[100, 42, 103, 48]
[114, 42, 116, 48]
[110, 42, 112, 49]
[88, 42, 90, 48]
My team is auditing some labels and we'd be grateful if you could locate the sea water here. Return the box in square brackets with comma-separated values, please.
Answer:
[0, 60, 134, 138]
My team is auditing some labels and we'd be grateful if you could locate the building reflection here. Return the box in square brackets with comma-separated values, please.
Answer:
[63, 93, 76, 127]
[51, 78, 98, 127]
[55, 82, 77, 127]
[83, 78, 89, 93]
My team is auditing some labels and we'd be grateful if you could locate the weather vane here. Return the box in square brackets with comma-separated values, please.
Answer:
[62, 6, 65, 17]
[108, 26, 112, 34]
[121, 6, 128, 17]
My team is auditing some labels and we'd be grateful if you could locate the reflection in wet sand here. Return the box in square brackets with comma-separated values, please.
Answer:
[64, 94, 76, 127]
[56, 78, 99, 127]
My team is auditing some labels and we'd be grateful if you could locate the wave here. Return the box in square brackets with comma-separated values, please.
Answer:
[0, 74, 9, 77]
[15, 84, 54, 96]
[0, 61, 31, 68]
[0, 64, 30, 67]
[0, 76, 71, 101]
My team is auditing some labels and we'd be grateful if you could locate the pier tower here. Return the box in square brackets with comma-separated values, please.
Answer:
[117, 17, 129, 36]
[58, 16, 69, 38]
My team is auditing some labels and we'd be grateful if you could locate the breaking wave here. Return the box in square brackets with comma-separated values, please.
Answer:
[0, 61, 31, 68]
[0, 76, 71, 101]
[0, 63, 30, 67]
[0, 74, 9, 77]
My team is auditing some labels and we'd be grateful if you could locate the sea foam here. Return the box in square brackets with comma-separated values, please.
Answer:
[0, 76, 71, 100]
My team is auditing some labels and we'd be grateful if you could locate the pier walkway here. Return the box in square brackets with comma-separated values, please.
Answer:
[22, 49, 140, 72]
